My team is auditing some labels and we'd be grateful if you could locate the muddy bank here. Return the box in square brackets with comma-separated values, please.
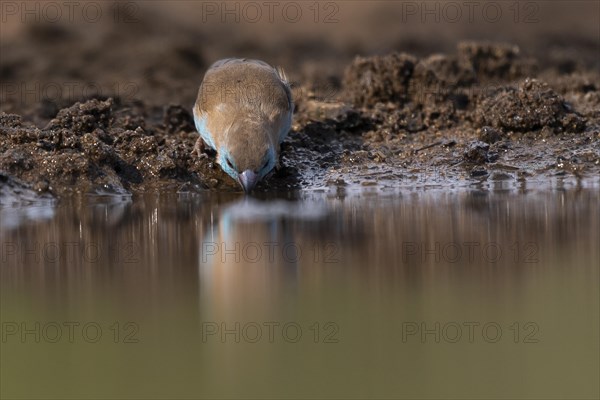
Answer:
[1, 40, 599, 197]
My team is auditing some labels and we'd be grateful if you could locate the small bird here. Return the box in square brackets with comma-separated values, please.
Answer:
[192, 58, 293, 192]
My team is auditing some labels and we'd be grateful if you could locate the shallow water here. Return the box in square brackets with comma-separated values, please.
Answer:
[1, 187, 599, 399]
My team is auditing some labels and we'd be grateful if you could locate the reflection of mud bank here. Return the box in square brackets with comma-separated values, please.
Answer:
[2, 189, 598, 291]
[1, 41, 599, 197]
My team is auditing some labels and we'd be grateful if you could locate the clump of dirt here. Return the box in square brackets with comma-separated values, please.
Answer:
[463, 141, 498, 164]
[343, 42, 536, 109]
[342, 42, 546, 133]
[476, 78, 586, 133]
[0, 98, 236, 194]
[343, 53, 417, 107]
[46, 98, 114, 133]
[478, 126, 505, 144]
[457, 41, 537, 81]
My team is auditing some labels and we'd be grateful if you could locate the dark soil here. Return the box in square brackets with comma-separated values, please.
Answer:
[1, 4, 599, 198]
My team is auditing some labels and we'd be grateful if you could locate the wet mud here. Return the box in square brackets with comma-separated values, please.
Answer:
[1, 11, 599, 198]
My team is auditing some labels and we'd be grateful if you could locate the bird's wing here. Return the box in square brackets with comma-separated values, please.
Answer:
[197, 58, 293, 113]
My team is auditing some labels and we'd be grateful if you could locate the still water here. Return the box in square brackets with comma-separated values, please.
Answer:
[1, 187, 599, 399]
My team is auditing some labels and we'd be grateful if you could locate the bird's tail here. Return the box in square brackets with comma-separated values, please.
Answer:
[275, 65, 294, 113]
[275, 66, 289, 86]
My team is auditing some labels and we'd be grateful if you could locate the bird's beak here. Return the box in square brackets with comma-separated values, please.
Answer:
[238, 170, 258, 193]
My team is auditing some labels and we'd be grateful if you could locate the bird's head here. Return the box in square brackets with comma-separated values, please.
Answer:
[217, 120, 277, 193]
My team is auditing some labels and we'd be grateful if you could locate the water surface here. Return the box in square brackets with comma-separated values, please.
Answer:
[1, 187, 599, 399]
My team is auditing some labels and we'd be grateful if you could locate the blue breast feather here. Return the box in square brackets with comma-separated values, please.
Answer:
[278, 111, 293, 144]
[193, 112, 217, 151]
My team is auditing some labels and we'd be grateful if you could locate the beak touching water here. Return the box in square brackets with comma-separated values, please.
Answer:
[238, 170, 258, 193]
